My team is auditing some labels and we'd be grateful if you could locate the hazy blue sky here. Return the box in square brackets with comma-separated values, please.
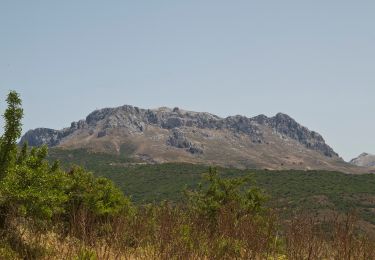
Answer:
[0, 1, 374, 161]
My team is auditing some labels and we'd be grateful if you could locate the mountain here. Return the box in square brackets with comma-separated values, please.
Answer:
[350, 153, 375, 167]
[20, 105, 366, 173]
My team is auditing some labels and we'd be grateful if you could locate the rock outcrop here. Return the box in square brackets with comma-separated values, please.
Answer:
[350, 153, 375, 167]
[21, 128, 61, 147]
[167, 128, 203, 154]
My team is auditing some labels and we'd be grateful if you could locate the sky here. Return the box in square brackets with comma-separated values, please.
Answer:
[0, 1, 374, 161]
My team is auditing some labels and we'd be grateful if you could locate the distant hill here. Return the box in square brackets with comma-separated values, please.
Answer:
[20, 105, 368, 173]
[350, 153, 375, 167]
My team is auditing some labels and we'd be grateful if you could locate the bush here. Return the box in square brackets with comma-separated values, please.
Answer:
[186, 167, 266, 226]
[1, 145, 69, 222]
[66, 166, 132, 218]
[64, 166, 134, 242]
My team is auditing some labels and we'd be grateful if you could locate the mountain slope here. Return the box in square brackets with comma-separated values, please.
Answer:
[20, 105, 365, 173]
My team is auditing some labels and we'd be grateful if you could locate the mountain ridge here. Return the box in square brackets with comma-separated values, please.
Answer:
[20, 104, 367, 173]
[21, 105, 337, 156]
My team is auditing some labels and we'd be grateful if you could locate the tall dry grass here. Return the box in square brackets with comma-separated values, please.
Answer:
[2, 204, 375, 259]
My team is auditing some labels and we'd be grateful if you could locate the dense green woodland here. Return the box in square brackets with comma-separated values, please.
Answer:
[49, 148, 375, 225]
[1, 91, 375, 259]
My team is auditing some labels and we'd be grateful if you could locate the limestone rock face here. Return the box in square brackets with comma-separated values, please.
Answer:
[167, 128, 203, 155]
[20, 105, 337, 157]
[265, 113, 337, 157]
[21, 128, 61, 147]
[350, 153, 375, 167]
[20, 104, 355, 172]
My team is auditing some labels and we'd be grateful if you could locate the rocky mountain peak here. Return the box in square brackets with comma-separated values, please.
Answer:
[20, 104, 339, 160]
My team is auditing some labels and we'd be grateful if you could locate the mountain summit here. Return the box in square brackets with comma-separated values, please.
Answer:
[20, 105, 362, 172]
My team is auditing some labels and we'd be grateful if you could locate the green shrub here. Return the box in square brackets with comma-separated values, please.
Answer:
[1, 145, 69, 221]
[65, 166, 133, 218]
[186, 167, 266, 225]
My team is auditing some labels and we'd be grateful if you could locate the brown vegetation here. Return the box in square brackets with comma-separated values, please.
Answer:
[2, 206, 375, 259]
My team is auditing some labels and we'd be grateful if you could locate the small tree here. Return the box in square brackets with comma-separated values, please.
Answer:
[0, 91, 23, 180]
[186, 167, 266, 225]
[66, 166, 132, 218]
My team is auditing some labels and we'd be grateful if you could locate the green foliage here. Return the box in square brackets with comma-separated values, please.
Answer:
[0, 91, 132, 224]
[66, 166, 132, 218]
[187, 167, 266, 223]
[74, 247, 97, 260]
[0, 91, 134, 258]
[0, 145, 69, 220]
[0, 91, 23, 180]
[47, 148, 375, 226]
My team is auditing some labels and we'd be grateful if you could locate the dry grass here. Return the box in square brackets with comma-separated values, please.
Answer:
[2, 206, 375, 259]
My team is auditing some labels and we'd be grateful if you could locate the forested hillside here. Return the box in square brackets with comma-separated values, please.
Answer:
[48, 148, 375, 230]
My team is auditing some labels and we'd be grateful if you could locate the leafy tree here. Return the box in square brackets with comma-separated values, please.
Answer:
[2, 141, 70, 231]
